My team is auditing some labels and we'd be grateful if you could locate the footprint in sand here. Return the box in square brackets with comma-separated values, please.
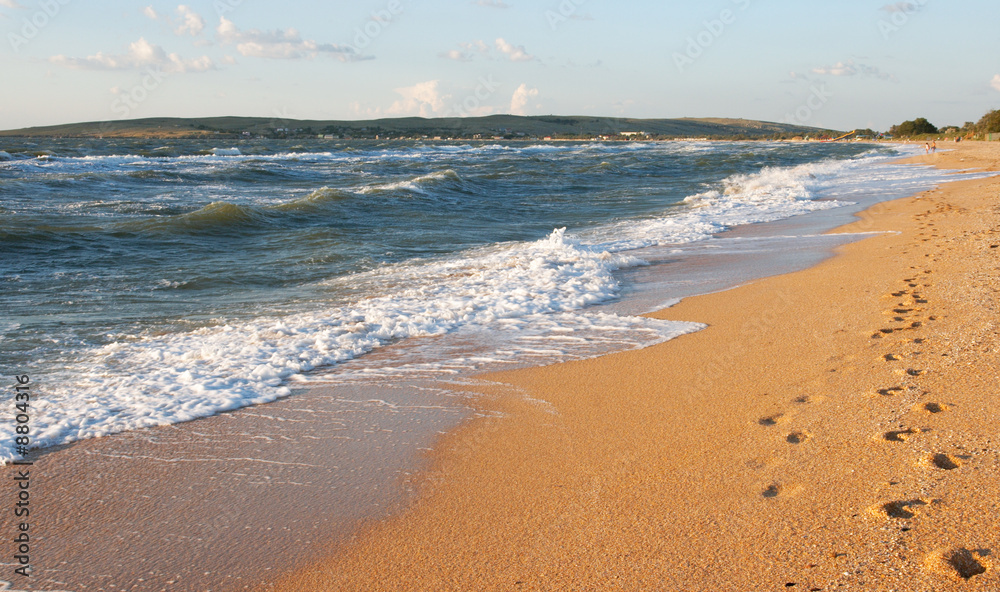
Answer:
[884, 354, 902, 361]
[762, 484, 781, 498]
[884, 428, 921, 442]
[877, 386, 905, 397]
[762, 482, 801, 498]
[785, 431, 812, 444]
[924, 547, 991, 581]
[921, 402, 949, 414]
[873, 498, 930, 520]
[924, 453, 963, 471]
[758, 414, 786, 427]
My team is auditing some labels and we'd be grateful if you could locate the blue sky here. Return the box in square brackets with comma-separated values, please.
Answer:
[1, 0, 998, 131]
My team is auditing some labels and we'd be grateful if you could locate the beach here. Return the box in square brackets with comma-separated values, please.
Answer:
[2, 141, 997, 591]
[4, 0, 999, 588]
[275, 142, 1000, 591]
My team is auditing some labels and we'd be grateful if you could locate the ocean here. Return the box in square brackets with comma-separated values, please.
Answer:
[0, 139, 970, 461]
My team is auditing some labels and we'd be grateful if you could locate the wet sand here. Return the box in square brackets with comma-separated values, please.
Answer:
[276, 142, 1000, 590]
[3, 142, 997, 591]
[0, 380, 472, 590]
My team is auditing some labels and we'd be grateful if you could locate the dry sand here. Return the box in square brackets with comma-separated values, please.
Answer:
[276, 142, 1000, 591]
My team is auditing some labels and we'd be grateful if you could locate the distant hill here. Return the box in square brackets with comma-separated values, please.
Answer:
[0, 115, 841, 140]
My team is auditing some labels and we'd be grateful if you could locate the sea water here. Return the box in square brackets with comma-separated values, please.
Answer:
[0, 139, 976, 461]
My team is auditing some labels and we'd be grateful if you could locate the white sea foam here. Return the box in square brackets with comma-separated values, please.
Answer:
[582, 146, 967, 252]
[10, 140, 734, 170]
[358, 169, 462, 194]
[313, 310, 698, 381]
[1, 142, 979, 462]
[1, 228, 692, 461]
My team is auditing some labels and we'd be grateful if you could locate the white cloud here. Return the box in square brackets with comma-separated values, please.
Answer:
[0, 0, 24, 8]
[174, 5, 205, 36]
[50, 38, 215, 73]
[812, 62, 855, 77]
[441, 49, 469, 61]
[387, 80, 448, 117]
[216, 16, 361, 61]
[441, 39, 533, 63]
[440, 40, 489, 61]
[811, 60, 895, 81]
[510, 83, 539, 115]
[495, 38, 533, 62]
[144, 5, 206, 37]
[474, 0, 509, 7]
[991, 74, 1000, 93]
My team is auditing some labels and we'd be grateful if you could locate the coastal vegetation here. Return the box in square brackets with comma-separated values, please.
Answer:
[4, 109, 998, 142]
[0, 115, 839, 141]
[889, 108, 1000, 140]
[890, 117, 938, 136]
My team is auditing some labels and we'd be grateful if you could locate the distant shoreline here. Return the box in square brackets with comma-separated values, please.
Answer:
[0, 114, 843, 141]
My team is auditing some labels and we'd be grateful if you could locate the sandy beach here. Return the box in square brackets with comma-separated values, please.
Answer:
[2, 142, 997, 592]
[275, 142, 1000, 591]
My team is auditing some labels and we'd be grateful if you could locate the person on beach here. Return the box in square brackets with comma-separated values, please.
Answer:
[925, 143, 930, 154]
[932, 141, 937, 152]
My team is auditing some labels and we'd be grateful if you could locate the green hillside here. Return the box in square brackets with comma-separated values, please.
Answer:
[0, 115, 840, 140]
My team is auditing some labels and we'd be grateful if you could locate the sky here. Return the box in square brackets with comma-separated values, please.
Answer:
[1, 0, 999, 132]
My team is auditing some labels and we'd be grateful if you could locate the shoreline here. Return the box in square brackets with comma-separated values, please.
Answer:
[0, 143, 993, 590]
[275, 142, 1000, 590]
